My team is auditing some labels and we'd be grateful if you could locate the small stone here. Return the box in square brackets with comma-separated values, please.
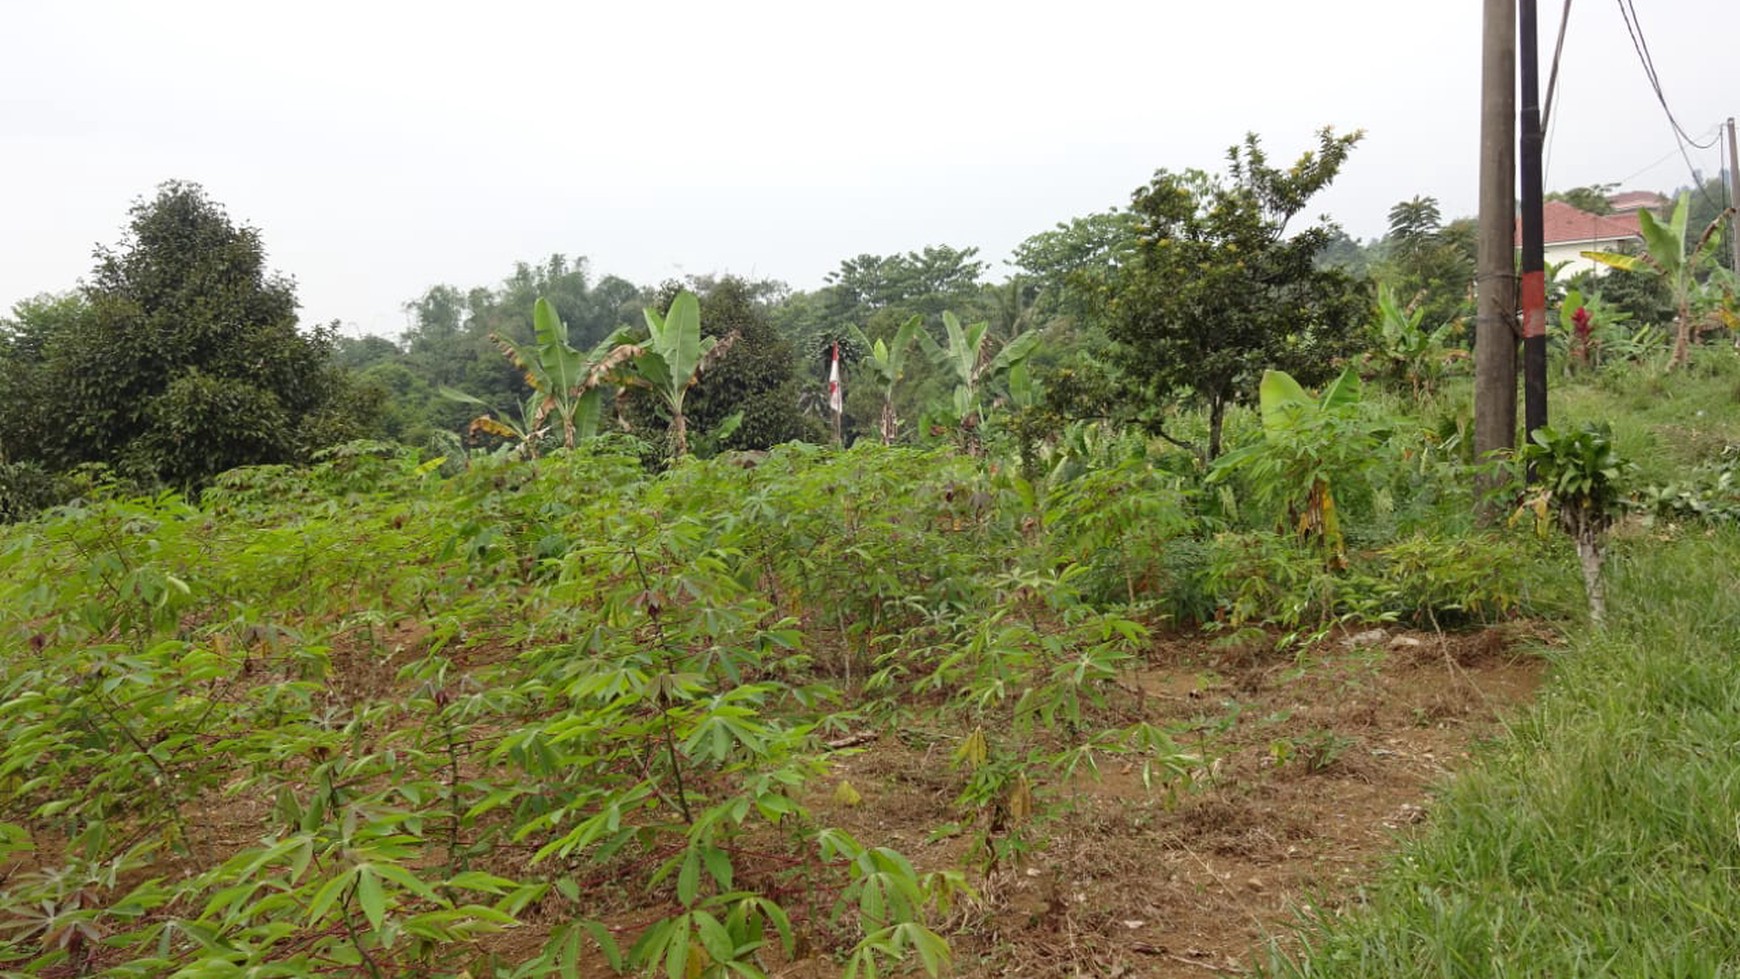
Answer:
[1245, 876, 1265, 892]
[1341, 628, 1389, 649]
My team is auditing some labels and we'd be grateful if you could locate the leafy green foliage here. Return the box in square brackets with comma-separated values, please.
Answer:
[917, 311, 1041, 451]
[1100, 129, 1370, 459]
[443, 297, 637, 458]
[1369, 197, 1476, 333]
[1583, 193, 1735, 369]
[1638, 445, 1740, 523]
[1365, 283, 1462, 396]
[1009, 209, 1140, 329]
[0, 436, 1249, 977]
[1517, 423, 1631, 533]
[0, 183, 370, 491]
[663, 276, 812, 452]
[822, 246, 988, 321]
[1212, 368, 1386, 561]
[1516, 423, 1634, 626]
[847, 315, 924, 445]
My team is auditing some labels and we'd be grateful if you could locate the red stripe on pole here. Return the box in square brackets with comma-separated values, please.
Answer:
[1520, 270, 1547, 339]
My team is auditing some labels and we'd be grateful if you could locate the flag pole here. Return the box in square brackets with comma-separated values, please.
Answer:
[828, 342, 844, 447]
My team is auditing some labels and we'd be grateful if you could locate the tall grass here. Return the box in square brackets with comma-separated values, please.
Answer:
[1271, 527, 1740, 976]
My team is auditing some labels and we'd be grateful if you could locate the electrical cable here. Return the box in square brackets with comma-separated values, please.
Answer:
[1613, 146, 1695, 187]
[1615, 0, 1724, 211]
[1542, 0, 1573, 133]
[1615, 0, 1717, 149]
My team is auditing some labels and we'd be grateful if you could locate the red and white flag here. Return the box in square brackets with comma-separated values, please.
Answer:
[827, 343, 843, 414]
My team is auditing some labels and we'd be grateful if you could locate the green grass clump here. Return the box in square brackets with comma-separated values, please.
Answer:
[1272, 527, 1740, 976]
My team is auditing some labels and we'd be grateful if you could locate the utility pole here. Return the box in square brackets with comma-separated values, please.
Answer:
[1728, 117, 1740, 275]
[1475, 0, 1519, 516]
[1519, 0, 1548, 457]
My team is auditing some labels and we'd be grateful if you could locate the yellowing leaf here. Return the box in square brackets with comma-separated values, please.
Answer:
[468, 416, 520, 441]
[833, 780, 863, 807]
[1008, 771, 1034, 824]
[954, 727, 988, 769]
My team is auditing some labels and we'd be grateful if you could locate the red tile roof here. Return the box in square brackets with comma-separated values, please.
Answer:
[1607, 191, 1669, 212]
[1516, 200, 1642, 246]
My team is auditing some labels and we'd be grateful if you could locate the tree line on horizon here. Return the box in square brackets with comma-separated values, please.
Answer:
[0, 135, 1729, 518]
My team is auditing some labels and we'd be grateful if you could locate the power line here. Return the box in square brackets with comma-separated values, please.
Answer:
[1614, 0, 1725, 211]
[1542, 0, 1573, 132]
[1614, 145, 1698, 187]
[1615, 0, 1718, 149]
[1541, 0, 1572, 184]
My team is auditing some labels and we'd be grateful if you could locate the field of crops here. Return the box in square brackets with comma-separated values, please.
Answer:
[0, 413, 1582, 978]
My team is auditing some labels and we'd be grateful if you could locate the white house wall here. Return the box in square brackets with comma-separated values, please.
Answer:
[1544, 238, 1631, 277]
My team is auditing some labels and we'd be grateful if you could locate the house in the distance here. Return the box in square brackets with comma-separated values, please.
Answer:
[1607, 190, 1671, 217]
[1518, 200, 1646, 276]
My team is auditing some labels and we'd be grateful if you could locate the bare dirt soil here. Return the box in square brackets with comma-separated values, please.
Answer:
[806, 625, 1546, 978]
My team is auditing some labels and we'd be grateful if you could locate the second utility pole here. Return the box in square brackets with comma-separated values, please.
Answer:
[1519, 0, 1549, 457]
[1728, 117, 1740, 276]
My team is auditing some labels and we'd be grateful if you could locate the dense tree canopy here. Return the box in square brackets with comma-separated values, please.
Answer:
[1010, 208, 1139, 329]
[0, 182, 371, 489]
[1099, 129, 1370, 459]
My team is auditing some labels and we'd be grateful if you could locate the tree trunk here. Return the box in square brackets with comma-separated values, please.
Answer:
[1207, 396, 1227, 463]
[670, 410, 688, 459]
[1575, 529, 1606, 629]
[1670, 295, 1693, 370]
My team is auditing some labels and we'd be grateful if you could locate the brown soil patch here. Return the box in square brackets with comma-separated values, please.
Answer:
[810, 624, 1545, 977]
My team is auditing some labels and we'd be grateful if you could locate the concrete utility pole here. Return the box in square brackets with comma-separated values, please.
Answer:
[1728, 117, 1740, 275]
[1475, 0, 1519, 515]
[1519, 0, 1548, 456]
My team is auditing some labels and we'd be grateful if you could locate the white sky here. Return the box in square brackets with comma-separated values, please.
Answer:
[3, 0, 1736, 337]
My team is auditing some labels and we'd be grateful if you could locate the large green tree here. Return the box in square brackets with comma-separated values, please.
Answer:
[1010, 209, 1140, 329]
[1369, 196, 1476, 332]
[1101, 130, 1370, 460]
[0, 182, 368, 489]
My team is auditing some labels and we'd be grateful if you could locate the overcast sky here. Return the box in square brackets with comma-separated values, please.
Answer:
[3, 0, 1735, 337]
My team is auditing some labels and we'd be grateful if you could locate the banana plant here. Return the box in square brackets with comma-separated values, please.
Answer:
[624, 291, 737, 459]
[847, 315, 923, 444]
[1583, 193, 1736, 369]
[1369, 283, 1457, 396]
[441, 298, 637, 458]
[1698, 265, 1739, 346]
[1211, 367, 1380, 563]
[919, 311, 1042, 446]
[438, 387, 546, 457]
